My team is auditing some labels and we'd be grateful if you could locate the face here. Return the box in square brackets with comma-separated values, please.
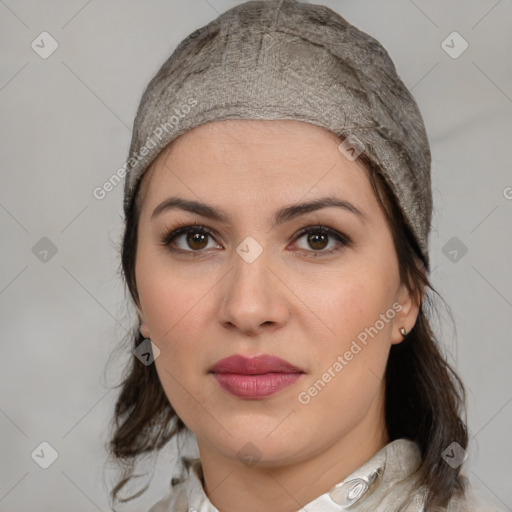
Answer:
[134, 119, 420, 468]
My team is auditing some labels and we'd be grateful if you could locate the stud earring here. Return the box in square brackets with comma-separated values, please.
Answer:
[400, 327, 407, 337]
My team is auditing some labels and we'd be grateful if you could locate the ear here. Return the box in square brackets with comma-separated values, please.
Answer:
[391, 277, 424, 345]
[135, 304, 151, 339]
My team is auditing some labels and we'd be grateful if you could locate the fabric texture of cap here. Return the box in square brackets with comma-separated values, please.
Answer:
[122, 0, 433, 270]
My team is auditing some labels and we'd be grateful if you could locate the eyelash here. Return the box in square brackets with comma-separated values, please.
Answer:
[159, 222, 351, 258]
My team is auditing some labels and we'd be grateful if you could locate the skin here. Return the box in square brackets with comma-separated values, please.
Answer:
[134, 119, 422, 512]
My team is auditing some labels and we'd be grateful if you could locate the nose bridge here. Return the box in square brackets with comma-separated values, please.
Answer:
[219, 234, 288, 333]
[230, 234, 274, 303]
[233, 236, 272, 291]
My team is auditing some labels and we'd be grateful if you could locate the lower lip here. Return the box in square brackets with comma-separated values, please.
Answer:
[212, 372, 303, 398]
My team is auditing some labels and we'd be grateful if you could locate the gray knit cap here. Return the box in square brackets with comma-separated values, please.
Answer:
[123, 0, 432, 270]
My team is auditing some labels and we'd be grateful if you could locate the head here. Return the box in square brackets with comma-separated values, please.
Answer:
[134, 117, 421, 462]
[107, 1, 468, 510]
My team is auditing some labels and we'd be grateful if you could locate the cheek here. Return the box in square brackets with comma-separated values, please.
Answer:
[295, 278, 392, 399]
[135, 243, 209, 342]
[134, 249, 218, 411]
[295, 269, 395, 410]
[305, 267, 395, 349]
[136, 259, 211, 423]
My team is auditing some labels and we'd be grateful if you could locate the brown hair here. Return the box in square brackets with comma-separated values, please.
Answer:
[106, 147, 468, 511]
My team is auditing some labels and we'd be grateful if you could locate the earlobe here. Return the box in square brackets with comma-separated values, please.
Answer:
[392, 284, 421, 345]
[392, 325, 409, 345]
[139, 322, 151, 339]
[136, 305, 151, 339]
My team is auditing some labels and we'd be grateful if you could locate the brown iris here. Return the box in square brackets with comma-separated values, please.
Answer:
[187, 232, 209, 250]
[307, 233, 328, 250]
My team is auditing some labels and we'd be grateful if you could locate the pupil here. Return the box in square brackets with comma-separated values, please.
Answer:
[309, 233, 327, 250]
[188, 233, 207, 250]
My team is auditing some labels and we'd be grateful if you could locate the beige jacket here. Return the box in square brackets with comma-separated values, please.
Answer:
[148, 438, 505, 511]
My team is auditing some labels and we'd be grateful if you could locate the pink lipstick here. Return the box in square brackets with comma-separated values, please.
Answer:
[209, 354, 304, 399]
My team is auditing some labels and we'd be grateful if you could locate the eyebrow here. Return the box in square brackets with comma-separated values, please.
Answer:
[151, 195, 368, 227]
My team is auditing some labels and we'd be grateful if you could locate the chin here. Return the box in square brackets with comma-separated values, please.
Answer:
[195, 417, 316, 466]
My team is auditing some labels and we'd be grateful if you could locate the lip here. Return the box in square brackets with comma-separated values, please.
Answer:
[210, 354, 304, 399]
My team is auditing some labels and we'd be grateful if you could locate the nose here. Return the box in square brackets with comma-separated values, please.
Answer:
[218, 246, 290, 337]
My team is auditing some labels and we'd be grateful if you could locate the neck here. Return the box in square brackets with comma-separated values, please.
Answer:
[197, 388, 389, 512]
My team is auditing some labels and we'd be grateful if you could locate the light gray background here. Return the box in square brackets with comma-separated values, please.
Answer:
[1, 0, 511, 510]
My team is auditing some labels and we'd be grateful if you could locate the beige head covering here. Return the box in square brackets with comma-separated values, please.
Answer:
[123, 0, 432, 269]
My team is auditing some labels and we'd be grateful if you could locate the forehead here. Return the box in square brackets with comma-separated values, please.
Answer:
[139, 119, 376, 215]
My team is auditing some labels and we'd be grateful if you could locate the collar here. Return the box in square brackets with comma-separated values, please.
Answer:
[150, 438, 424, 512]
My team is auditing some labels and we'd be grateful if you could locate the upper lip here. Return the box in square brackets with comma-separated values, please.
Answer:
[210, 354, 303, 375]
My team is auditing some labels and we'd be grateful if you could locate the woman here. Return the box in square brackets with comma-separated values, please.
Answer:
[107, 1, 503, 510]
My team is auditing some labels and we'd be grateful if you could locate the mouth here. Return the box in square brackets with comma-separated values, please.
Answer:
[209, 354, 305, 399]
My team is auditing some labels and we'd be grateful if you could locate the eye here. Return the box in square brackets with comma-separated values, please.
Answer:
[292, 225, 350, 256]
[159, 223, 351, 256]
[160, 224, 220, 253]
